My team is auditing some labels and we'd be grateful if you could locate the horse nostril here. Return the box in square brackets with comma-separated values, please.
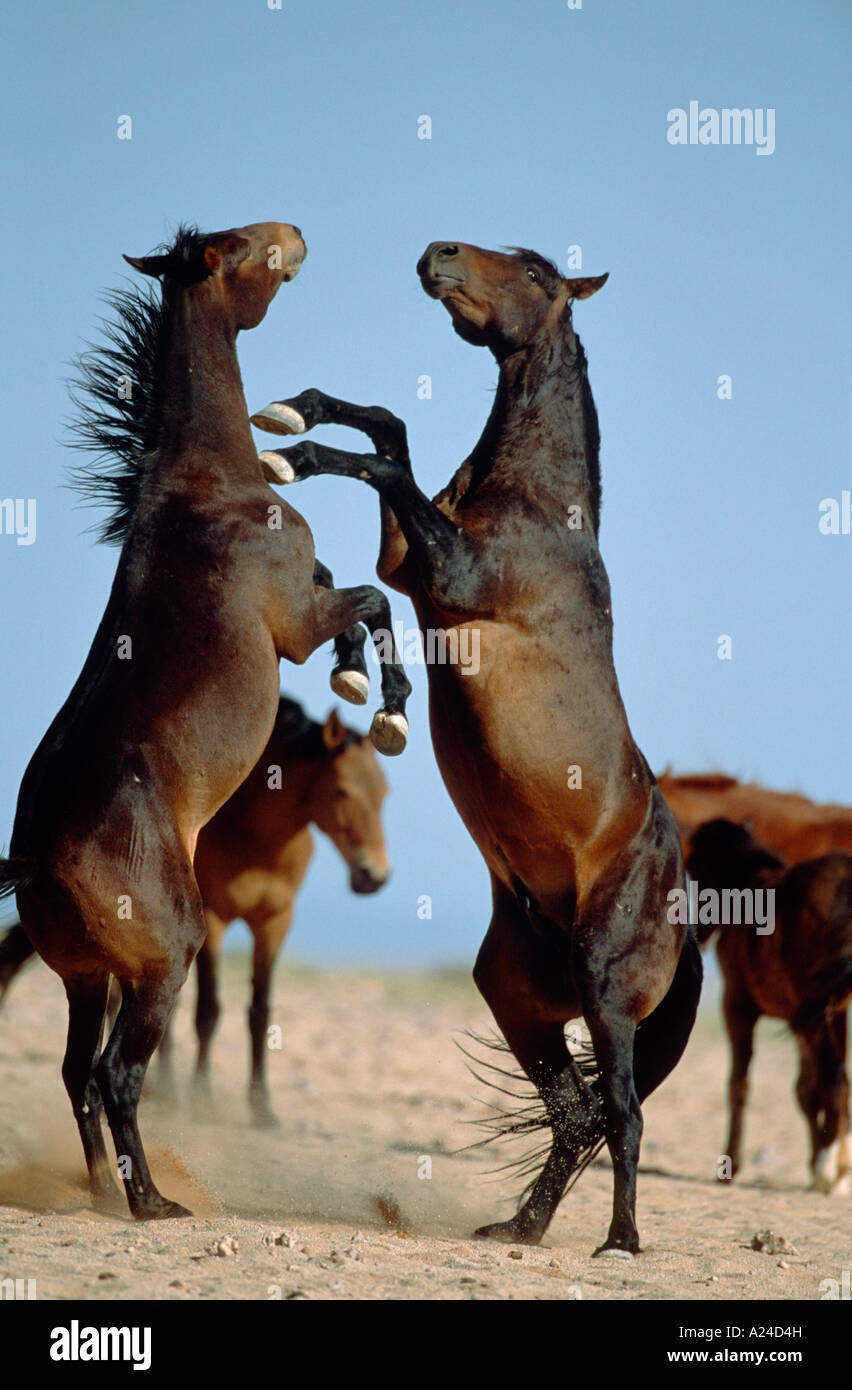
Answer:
[291, 226, 302, 239]
[438, 244, 459, 258]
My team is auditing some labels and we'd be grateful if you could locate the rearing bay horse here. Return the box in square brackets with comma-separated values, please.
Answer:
[1, 697, 391, 1129]
[252, 243, 702, 1255]
[0, 222, 410, 1220]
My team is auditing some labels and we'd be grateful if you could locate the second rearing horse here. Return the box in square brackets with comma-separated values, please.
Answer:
[252, 243, 702, 1256]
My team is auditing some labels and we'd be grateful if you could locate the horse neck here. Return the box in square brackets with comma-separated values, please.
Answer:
[462, 323, 601, 532]
[151, 283, 256, 474]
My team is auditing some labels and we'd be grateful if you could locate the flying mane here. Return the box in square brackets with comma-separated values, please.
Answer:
[66, 224, 207, 546]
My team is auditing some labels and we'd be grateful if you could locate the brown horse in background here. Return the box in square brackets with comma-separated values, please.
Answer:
[163, 696, 389, 1126]
[0, 697, 391, 1129]
[0, 221, 410, 1220]
[659, 771, 852, 862]
[251, 242, 702, 1255]
[686, 818, 852, 1195]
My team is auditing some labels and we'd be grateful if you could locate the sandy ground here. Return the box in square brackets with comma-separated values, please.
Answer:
[0, 954, 849, 1302]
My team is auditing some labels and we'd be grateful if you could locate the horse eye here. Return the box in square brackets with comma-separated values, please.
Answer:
[526, 268, 539, 283]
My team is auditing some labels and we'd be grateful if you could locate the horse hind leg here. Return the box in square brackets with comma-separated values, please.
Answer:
[97, 967, 197, 1220]
[62, 973, 125, 1214]
[472, 1019, 603, 1247]
[471, 898, 604, 1247]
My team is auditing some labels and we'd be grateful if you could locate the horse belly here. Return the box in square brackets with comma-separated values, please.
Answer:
[425, 637, 622, 896]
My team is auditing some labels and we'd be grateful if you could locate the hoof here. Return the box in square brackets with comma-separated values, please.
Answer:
[133, 1198, 193, 1222]
[370, 710, 408, 757]
[331, 670, 369, 705]
[593, 1244, 637, 1260]
[250, 1107, 281, 1131]
[812, 1142, 841, 1194]
[91, 1184, 129, 1217]
[259, 450, 295, 484]
[251, 402, 307, 436]
[473, 1221, 540, 1246]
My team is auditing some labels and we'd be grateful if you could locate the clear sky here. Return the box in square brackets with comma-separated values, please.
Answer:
[0, 0, 849, 966]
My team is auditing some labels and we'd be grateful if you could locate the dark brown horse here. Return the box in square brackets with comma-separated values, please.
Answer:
[658, 771, 852, 863]
[0, 221, 410, 1220]
[0, 696, 391, 1129]
[686, 818, 852, 1195]
[251, 243, 702, 1255]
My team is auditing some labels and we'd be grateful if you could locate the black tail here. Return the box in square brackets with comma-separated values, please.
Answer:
[0, 856, 33, 903]
[0, 919, 36, 1008]
[633, 927, 703, 1101]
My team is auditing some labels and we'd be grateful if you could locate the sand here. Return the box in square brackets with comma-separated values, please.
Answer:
[0, 955, 848, 1301]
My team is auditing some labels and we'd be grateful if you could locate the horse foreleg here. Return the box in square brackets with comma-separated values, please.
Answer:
[313, 559, 369, 705]
[245, 906, 293, 1129]
[721, 989, 758, 1181]
[799, 1012, 850, 1194]
[191, 917, 224, 1119]
[259, 441, 488, 616]
[310, 583, 412, 755]
[253, 388, 411, 466]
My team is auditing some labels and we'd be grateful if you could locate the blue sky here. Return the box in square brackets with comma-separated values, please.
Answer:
[0, 0, 849, 965]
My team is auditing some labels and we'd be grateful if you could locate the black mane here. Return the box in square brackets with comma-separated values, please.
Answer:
[276, 695, 361, 758]
[66, 224, 207, 546]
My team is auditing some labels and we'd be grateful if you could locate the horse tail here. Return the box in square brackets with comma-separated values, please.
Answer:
[0, 919, 36, 1008]
[0, 856, 33, 903]
[633, 927, 703, 1102]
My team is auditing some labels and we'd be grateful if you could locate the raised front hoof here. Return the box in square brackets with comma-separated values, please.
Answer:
[259, 450, 295, 484]
[331, 670, 369, 705]
[473, 1220, 541, 1247]
[132, 1197, 193, 1222]
[250, 402, 307, 436]
[370, 710, 408, 757]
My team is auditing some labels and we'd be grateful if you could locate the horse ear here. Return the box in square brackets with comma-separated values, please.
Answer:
[322, 709, 347, 751]
[203, 232, 251, 275]
[564, 272, 609, 300]
[122, 253, 172, 279]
